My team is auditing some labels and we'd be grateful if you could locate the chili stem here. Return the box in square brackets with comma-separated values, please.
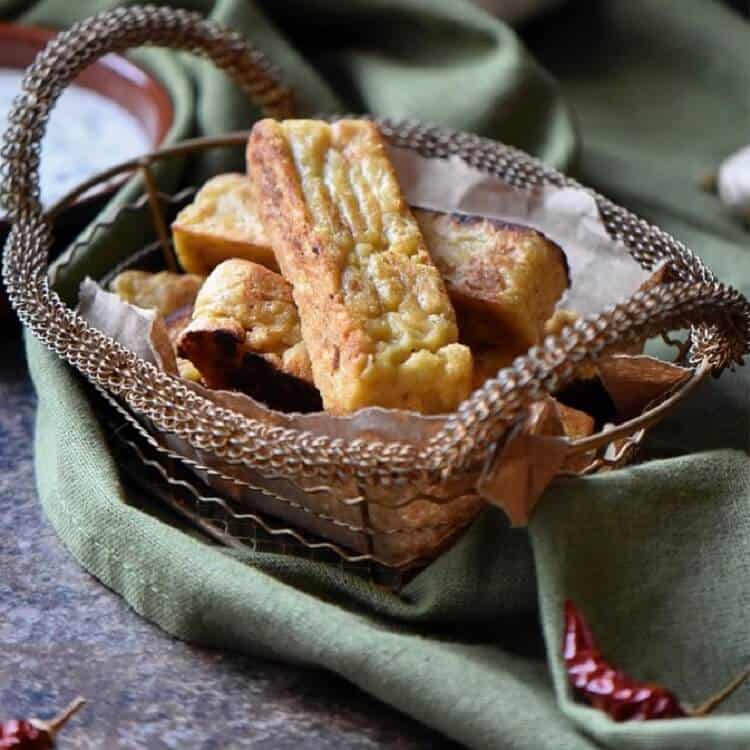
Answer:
[689, 668, 750, 717]
[46, 697, 87, 735]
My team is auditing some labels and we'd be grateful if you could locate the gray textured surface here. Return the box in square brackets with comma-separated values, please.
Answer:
[0, 329, 458, 749]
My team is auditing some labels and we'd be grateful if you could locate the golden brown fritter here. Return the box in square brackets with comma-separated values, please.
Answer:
[163, 306, 203, 383]
[170, 171, 570, 367]
[247, 119, 473, 415]
[109, 270, 204, 317]
[172, 173, 278, 275]
[176, 259, 321, 411]
[414, 209, 569, 353]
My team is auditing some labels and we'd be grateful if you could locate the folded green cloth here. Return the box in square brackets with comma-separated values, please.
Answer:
[6, 0, 750, 747]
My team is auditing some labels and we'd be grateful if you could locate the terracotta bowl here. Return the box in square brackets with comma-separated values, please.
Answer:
[0, 22, 173, 319]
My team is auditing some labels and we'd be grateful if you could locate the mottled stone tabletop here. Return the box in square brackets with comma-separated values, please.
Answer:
[0, 327, 458, 749]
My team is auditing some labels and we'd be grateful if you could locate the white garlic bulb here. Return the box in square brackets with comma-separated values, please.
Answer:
[718, 145, 750, 219]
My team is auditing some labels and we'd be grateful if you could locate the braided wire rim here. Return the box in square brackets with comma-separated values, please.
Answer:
[3, 5, 750, 491]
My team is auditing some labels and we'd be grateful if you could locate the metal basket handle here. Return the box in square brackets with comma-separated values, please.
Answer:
[3, 5, 750, 490]
[0, 4, 293, 222]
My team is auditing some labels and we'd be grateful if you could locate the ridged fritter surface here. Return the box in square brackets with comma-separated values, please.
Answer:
[247, 119, 473, 415]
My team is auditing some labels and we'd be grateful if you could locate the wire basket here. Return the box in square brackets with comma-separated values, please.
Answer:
[3, 6, 750, 575]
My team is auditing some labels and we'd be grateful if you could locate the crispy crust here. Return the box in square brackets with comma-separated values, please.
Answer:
[247, 119, 473, 415]
[172, 173, 278, 275]
[177, 259, 321, 411]
[414, 209, 569, 353]
[164, 306, 203, 383]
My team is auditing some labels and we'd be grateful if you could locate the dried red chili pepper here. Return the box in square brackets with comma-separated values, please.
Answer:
[563, 601, 749, 721]
[563, 600, 684, 720]
[0, 698, 85, 749]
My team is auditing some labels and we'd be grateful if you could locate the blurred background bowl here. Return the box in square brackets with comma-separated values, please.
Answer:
[0, 22, 173, 320]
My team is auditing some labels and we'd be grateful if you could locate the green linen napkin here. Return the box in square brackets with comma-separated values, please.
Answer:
[4, 1, 750, 747]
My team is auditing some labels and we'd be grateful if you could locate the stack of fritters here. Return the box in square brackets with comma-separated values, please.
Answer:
[112, 118, 573, 418]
